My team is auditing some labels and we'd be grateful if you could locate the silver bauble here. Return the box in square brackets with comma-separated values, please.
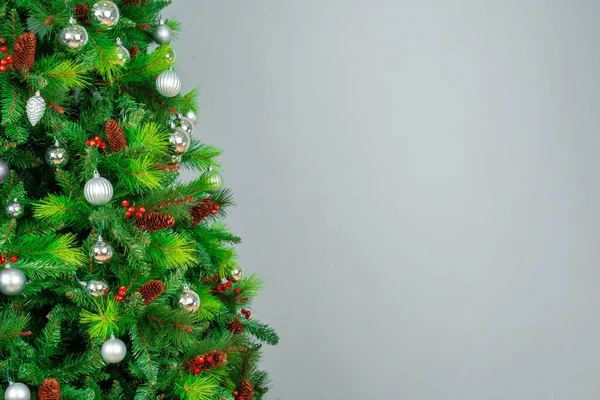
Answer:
[0, 264, 27, 296]
[156, 68, 182, 98]
[155, 20, 173, 44]
[45, 140, 69, 168]
[231, 266, 244, 283]
[170, 128, 190, 154]
[92, 235, 113, 264]
[0, 159, 9, 184]
[59, 18, 89, 51]
[199, 167, 224, 192]
[81, 280, 109, 297]
[90, 1, 120, 30]
[84, 171, 114, 206]
[101, 336, 127, 363]
[26, 91, 46, 127]
[114, 39, 130, 66]
[170, 154, 182, 165]
[4, 383, 30, 400]
[6, 199, 24, 219]
[178, 285, 201, 312]
[185, 110, 198, 125]
[165, 49, 176, 64]
[174, 115, 194, 136]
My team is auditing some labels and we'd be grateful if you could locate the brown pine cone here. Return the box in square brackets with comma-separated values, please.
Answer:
[184, 350, 227, 374]
[129, 44, 140, 58]
[228, 318, 245, 335]
[74, 3, 90, 24]
[190, 199, 213, 227]
[138, 280, 165, 306]
[37, 378, 60, 400]
[12, 32, 36, 72]
[136, 212, 175, 233]
[105, 119, 127, 152]
[239, 380, 254, 399]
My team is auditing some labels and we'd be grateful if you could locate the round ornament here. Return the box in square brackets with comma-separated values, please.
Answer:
[90, 1, 120, 30]
[0, 158, 9, 184]
[155, 19, 173, 44]
[114, 38, 130, 66]
[4, 383, 30, 400]
[0, 264, 27, 296]
[26, 91, 46, 127]
[169, 128, 190, 154]
[84, 171, 113, 206]
[6, 199, 24, 219]
[199, 167, 224, 192]
[156, 68, 182, 97]
[178, 285, 201, 312]
[170, 154, 182, 165]
[45, 140, 69, 167]
[172, 114, 194, 136]
[165, 49, 176, 64]
[92, 235, 113, 264]
[81, 280, 109, 296]
[59, 18, 89, 51]
[101, 335, 127, 363]
[231, 266, 244, 283]
[185, 110, 198, 125]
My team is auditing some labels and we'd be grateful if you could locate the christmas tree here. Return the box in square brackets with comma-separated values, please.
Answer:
[0, 1, 278, 399]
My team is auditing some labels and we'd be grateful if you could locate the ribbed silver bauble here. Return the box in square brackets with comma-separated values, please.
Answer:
[0, 159, 9, 184]
[3, 382, 30, 400]
[5, 199, 24, 219]
[45, 140, 69, 167]
[92, 235, 113, 264]
[101, 335, 127, 363]
[199, 167, 224, 192]
[90, 1, 120, 30]
[185, 110, 198, 125]
[0, 264, 27, 296]
[26, 91, 46, 127]
[169, 128, 190, 154]
[114, 38, 130, 66]
[178, 285, 201, 312]
[59, 18, 89, 51]
[155, 20, 173, 44]
[156, 68, 182, 98]
[231, 266, 244, 283]
[80, 280, 109, 297]
[84, 170, 114, 206]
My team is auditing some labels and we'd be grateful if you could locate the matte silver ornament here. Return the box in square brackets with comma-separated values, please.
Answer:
[170, 128, 190, 154]
[185, 110, 198, 125]
[0, 159, 9, 184]
[26, 91, 46, 127]
[231, 266, 244, 283]
[178, 285, 201, 312]
[90, 1, 120, 30]
[45, 140, 69, 168]
[59, 18, 89, 51]
[0, 264, 27, 296]
[80, 280, 109, 296]
[114, 38, 130, 66]
[156, 68, 182, 98]
[84, 171, 114, 206]
[4, 382, 30, 400]
[92, 235, 113, 264]
[199, 167, 224, 192]
[6, 199, 24, 219]
[101, 335, 127, 363]
[155, 20, 173, 44]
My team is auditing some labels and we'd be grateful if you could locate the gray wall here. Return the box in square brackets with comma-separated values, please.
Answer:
[168, 1, 600, 399]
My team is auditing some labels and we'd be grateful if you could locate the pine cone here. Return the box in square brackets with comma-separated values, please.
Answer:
[130, 44, 140, 58]
[138, 280, 165, 305]
[74, 3, 90, 24]
[136, 212, 175, 233]
[239, 380, 254, 399]
[190, 199, 213, 227]
[12, 32, 36, 72]
[228, 318, 244, 335]
[105, 119, 127, 152]
[37, 378, 60, 400]
[184, 350, 227, 373]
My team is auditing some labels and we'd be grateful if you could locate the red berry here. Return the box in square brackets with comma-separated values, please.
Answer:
[194, 358, 202, 366]
[121, 200, 130, 208]
[216, 285, 223, 292]
[232, 391, 239, 397]
[9, 256, 18, 263]
[0, 46, 8, 53]
[197, 357, 205, 364]
[119, 286, 127, 291]
[205, 356, 213, 363]
[5, 56, 12, 64]
[104, 288, 110, 295]
[138, 206, 146, 213]
[0, 65, 7, 72]
[125, 211, 133, 218]
[114, 295, 123, 302]
[93, 136, 102, 142]
[128, 206, 136, 213]
[193, 367, 201, 375]
[0, 256, 5, 264]
[211, 209, 218, 215]
[85, 140, 93, 146]
[245, 313, 251, 320]
[0, 59, 7, 66]
[135, 211, 143, 218]
[99, 142, 107, 150]
[238, 397, 244, 400]
[234, 288, 241, 295]
[214, 204, 220, 210]
[241, 309, 247, 314]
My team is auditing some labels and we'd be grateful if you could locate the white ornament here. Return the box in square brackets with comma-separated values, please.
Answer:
[59, 18, 89, 51]
[155, 19, 173, 44]
[4, 382, 30, 400]
[84, 170, 114, 206]
[26, 91, 46, 126]
[101, 335, 127, 363]
[185, 110, 198, 125]
[156, 68, 182, 97]
[0, 264, 27, 296]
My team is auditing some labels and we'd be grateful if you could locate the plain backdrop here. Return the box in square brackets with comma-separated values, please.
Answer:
[168, 1, 600, 399]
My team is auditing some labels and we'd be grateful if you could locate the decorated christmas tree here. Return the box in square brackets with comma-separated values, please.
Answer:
[0, 1, 278, 399]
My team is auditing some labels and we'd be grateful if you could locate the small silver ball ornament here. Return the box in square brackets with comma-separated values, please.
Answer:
[6, 199, 24, 219]
[170, 128, 190, 154]
[0, 159, 9, 184]
[170, 154, 182, 165]
[156, 68, 182, 97]
[173, 115, 194, 136]
[155, 20, 173, 44]
[45, 140, 69, 168]
[84, 170, 114, 206]
[114, 38, 130, 66]
[90, 1, 120, 30]
[59, 18, 89, 51]
[92, 236, 113, 264]
[199, 167, 224, 192]
[101, 335, 127, 363]
[0, 264, 27, 296]
[4, 382, 30, 400]
[231, 266, 244, 283]
[81, 280, 109, 296]
[185, 110, 198, 125]
[165, 49, 176, 64]
[178, 285, 201, 312]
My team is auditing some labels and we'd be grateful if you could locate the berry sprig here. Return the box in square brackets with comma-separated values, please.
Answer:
[114, 286, 127, 302]
[121, 200, 147, 218]
[0, 39, 13, 73]
[211, 203, 220, 215]
[240, 309, 251, 320]
[86, 136, 107, 150]
[191, 354, 215, 375]
[0, 255, 19, 264]
[232, 391, 245, 400]
[215, 278, 233, 293]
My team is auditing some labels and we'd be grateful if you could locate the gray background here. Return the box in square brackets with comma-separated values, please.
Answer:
[168, 1, 600, 399]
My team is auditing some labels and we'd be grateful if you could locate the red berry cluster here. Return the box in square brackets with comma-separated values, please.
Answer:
[86, 136, 107, 150]
[211, 203, 220, 215]
[232, 390, 245, 400]
[240, 309, 251, 320]
[121, 200, 147, 219]
[0, 255, 19, 264]
[191, 355, 215, 375]
[215, 279, 233, 293]
[0, 52, 13, 73]
[114, 286, 127, 302]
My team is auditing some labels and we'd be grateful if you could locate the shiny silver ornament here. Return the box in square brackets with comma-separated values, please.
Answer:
[92, 235, 113, 264]
[178, 285, 201, 312]
[80, 280, 109, 297]
[170, 154, 182, 165]
[155, 19, 173, 44]
[199, 167, 224, 192]
[172, 114, 194, 136]
[101, 335, 127, 363]
[90, 1, 120, 30]
[0, 159, 9, 184]
[59, 18, 89, 51]
[26, 91, 46, 127]
[231, 266, 244, 283]
[84, 170, 113, 206]
[114, 38, 130, 66]
[185, 110, 198, 125]
[0, 264, 27, 296]
[45, 140, 69, 168]
[156, 68, 182, 98]
[6, 199, 24, 219]
[4, 382, 30, 400]
[170, 128, 190, 154]
[165, 49, 176, 64]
